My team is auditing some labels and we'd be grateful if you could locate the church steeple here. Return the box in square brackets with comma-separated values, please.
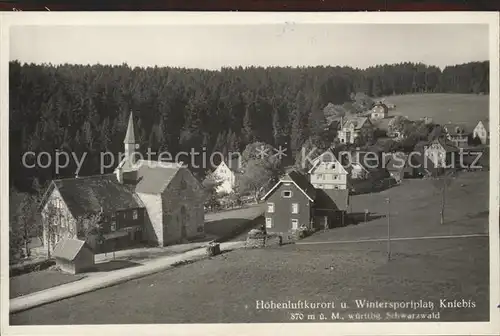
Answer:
[123, 111, 137, 170]
[124, 112, 136, 144]
[116, 111, 139, 184]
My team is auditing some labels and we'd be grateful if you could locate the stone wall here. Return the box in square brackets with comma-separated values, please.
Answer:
[162, 168, 205, 245]
[245, 233, 283, 248]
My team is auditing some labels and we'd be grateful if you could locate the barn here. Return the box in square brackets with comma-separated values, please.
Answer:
[53, 238, 95, 274]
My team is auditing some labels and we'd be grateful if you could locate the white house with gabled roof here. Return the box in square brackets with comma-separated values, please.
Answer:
[472, 120, 489, 145]
[308, 150, 348, 190]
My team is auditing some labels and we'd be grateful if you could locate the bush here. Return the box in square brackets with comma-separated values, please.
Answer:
[295, 227, 313, 240]
[10, 259, 55, 277]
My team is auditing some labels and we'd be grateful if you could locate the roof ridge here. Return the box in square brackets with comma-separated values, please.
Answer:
[54, 173, 115, 182]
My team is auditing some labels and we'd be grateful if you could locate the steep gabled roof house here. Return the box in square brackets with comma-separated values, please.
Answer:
[211, 155, 243, 194]
[262, 170, 348, 234]
[473, 120, 489, 145]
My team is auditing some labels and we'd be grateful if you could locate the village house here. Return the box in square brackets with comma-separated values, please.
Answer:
[442, 123, 469, 148]
[211, 155, 243, 194]
[369, 102, 389, 120]
[423, 138, 459, 172]
[375, 98, 396, 110]
[472, 120, 489, 145]
[308, 149, 348, 190]
[261, 171, 349, 235]
[40, 112, 206, 253]
[52, 238, 95, 274]
[337, 116, 374, 144]
[383, 152, 418, 183]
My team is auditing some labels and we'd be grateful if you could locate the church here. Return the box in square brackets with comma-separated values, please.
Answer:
[40, 112, 206, 253]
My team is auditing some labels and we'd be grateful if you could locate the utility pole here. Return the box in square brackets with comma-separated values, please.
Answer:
[386, 197, 391, 261]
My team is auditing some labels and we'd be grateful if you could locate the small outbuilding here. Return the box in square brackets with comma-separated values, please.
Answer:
[53, 238, 95, 274]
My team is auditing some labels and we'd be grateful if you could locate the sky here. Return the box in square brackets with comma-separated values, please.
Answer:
[10, 24, 489, 70]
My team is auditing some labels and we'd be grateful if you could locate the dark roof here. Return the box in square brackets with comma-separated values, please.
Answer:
[315, 189, 349, 211]
[342, 117, 371, 130]
[435, 138, 459, 152]
[51, 174, 144, 218]
[311, 149, 339, 164]
[134, 160, 184, 194]
[53, 239, 92, 261]
[286, 171, 317, 201]
[371, 103, 389, 114]
[262, 170, 316, 201]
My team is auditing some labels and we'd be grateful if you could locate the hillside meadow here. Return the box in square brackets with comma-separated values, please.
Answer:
[381, 93, 489, 128]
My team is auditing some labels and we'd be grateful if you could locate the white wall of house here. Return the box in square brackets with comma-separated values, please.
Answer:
[310, 161, 348, 190]
[424, 143, 447, 168]
[473, 122, 489, 144]
[137, 192, 164, 246]
[41, 187, 77, 252]
[213, 162, 236, 194]
[338, 128, 359, 144]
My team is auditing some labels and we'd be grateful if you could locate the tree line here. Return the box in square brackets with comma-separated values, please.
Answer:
[9, 60, 489, 191]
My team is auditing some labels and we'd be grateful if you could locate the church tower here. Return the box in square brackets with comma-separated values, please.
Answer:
[115, 111, 139, 183]
[123, 111, 137, 168]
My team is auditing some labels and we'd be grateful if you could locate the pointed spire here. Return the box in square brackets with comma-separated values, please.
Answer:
[124, 111, 136, 144]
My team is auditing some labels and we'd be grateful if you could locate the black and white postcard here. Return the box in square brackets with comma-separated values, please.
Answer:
[1, 11, 499, 336]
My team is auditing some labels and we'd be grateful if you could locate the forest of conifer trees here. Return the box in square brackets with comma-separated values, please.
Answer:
[9, 60, 489, 191]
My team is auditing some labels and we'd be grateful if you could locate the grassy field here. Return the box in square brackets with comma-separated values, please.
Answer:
[381, 93, 489, 128]
[204, 203, 264, 223]
[10, 237, 488, 324]
[204, 204, 265, 241]
[10, 271, 85, 299]
[305, 170, 489, 243]
[10, 171, 490, 324]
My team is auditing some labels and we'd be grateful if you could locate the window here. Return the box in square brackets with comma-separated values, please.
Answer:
[282, 190, 292, 198]
[110, 220, 116, 232]
[291, 203, 299, 214]
[291, 219, 299, 230]
[333, 174, 338, 180]
[266, 217, 273, 228]
[267, 203, 275, 213]
[133, 210, 138, 220]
